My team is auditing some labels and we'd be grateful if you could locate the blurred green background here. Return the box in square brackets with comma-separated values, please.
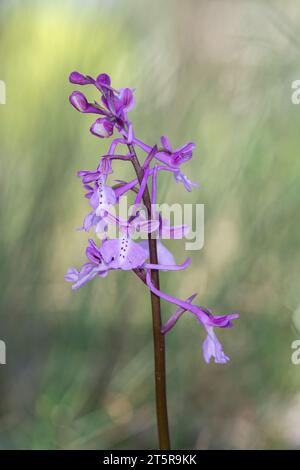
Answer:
[1, 0, 300, 450]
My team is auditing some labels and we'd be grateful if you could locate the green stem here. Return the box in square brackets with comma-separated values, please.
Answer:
[128, 143, 171, 450]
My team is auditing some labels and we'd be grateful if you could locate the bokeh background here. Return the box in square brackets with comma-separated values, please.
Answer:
[1, 0, 300, 450]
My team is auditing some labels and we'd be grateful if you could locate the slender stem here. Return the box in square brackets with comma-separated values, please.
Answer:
[127, 143, 171, 450]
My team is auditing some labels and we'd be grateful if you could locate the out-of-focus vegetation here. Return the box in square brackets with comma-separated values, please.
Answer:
[1, 0, 300, 449]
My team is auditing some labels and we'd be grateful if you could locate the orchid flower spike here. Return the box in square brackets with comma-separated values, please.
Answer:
[66, 70, 239, 366]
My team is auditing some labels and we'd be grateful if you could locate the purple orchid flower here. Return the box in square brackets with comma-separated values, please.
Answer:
[65, 239, 109, 290]
[69, 71, 95, 86]
[69, 72, 135, 139]
[146, 271, 239, 364]
[78, 155, 133, 185]
[79, 174, 117, 234]
[101, 86, 135, 121]
[69, 91, 107, 115]
[77, 159, 115, 234]
[89, 86, 134, 138]
[156, 136, 195, 168]
[151, 137, 199, 192]
[88, 177, 116, 214]
[77, 155, 136, 235]
[99, 211, 161, 270]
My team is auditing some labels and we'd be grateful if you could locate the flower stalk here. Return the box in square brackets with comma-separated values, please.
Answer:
[128, 142, 170, 449]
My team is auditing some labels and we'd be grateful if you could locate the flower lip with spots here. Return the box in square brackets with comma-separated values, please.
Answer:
[66, 70, 239, 365]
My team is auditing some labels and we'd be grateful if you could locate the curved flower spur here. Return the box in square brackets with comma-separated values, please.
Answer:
[65, 70, 239, 449]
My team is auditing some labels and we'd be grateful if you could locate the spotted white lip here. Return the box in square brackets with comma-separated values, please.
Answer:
[118, 236, 130, 265]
